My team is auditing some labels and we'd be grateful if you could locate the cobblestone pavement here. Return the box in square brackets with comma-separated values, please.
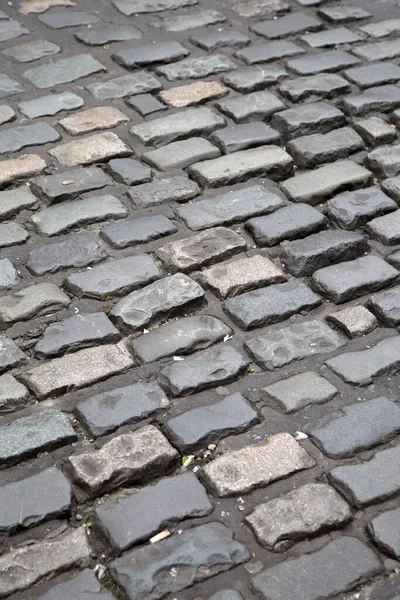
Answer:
[4, 0, 400, 599]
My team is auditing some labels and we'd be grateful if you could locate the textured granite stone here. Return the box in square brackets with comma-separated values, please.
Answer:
[0, 283, 70, 327]
[0, 338, 27, 374]
[31, 167, 112, 204]
[261, 371, 338, 413]
[101, 215, 176, 249]
[0, 374, 29, 415]
[87, 73, 161, 100]
[24, 53, 106, 88]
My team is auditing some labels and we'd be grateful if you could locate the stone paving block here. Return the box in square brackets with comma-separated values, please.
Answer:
[369, 507, 400, 559]
[0, 374, 29, 414]
[246, 203, 326, 246]
[0, 19, 29, 42]
[326, 336, 400, 385]
[368, 286, 400, 325]
[128, 176, 200, 208]
[199, 255, 286, 299]
[101, 215, 176, 249]
[0, 153, 46, 188]
[0, 283, 70, 328]
[342, 85, 400, 116]
[287, 50, 360, 75]
[108, 158, 151, 185]
[31, 194, 127, 236]
[113, 41, 188, 67]
[0, 258, 19, 290]
[368, 145, 400, 178]
[190, 30, 250, 52]
[0, 408, 77, 467]
[311, 396, 400, 458]
[111, 273, 205, 332]
[49, 132, 132, 168]
[75, 24, 142, 45]
[113, 0, 196, 14]
[0, 528, 91, 597]
[109, 523, 249, 600]
[383, 176, 400, 202]
[355, 116, 397, 147]
[158, 55, 236, 81]
[164, 392, 258, 451]
[31, 166, 112, 204]
[279, 73, 351, 102]
[143, 138, 220, 170]
[177, 184, 285, 230]
[328, 305, 378, 337]
[387, 250, 400, 269]
[252, 11, 322, 39]
[18, 91, 84, 118]
[319, 5, 370, 22]
[287, 127, 364, 168]
[38, 9, 100, 27]
[59, 107, 129, 135]
[0, 223, 29, 248]
[216, 90, 285, 123]
[95, 472, 212, 550]
[189, 146, 293, 187]
[159, 345, 249, 396]
[246, 483, 351, 551]
[358, 19, 400, 38]
[329, 445, 400, 506]
[24, 54, 106, 88]
[0, 186, 38, 220]
[37, 569, 114, 600]
[301, 26, 361, 47]
[312, 255, 398, 303]
[2, 39, 60, 62]
[66, 255, 159, 299]
[0, 338, 27, 373]
[0, 74, 25, 99]
[352, 40, 400, 62]
[252, 537, 381, 600]
[271, 101, 346, 141]
[202, 432, 315, 496]
[156, 227, 246, 272]
[0, 122, 60, 155]
[281, 160, 373, 205]
[87, 72, 161, 100]
[131, 106, 224, 146]
[126, 93, 166, 116]
[222, 65, 288, 93]
[75, 381, 169, 438]
[0, 105, 15, 125]
[19, 0, 76, 11]
[261, 371, 338, 413]
[211, 122, 280, 153]
[224, 280, 322, 330]
[281, 230, 368, 277]
[345, 62, 400, 89]
[152, 9, 226, 32]
[236, 41, 304, 65]
[327, 187, 397, 229]
[67, 425, 178, 497]
[159, 80, 227, 108]
[246, 319, 346, 369]
[233, 0, 290, 17]
[131, 315, 231, 363]
[366, 209, 400, 244]
[0, 467, 71, 535]
[207, 591, 243, 600]
[35, 312, 121, 358]
[19, 343, 134, 399]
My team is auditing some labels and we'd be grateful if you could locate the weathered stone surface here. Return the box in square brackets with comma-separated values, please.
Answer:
[0, 74, 25, 99]
[38, 9, 99, 28]
[328, 305, 378, 337]
[281, 230, 368, 277]
[211, 122, 280, 153]
[252, 11, 321, 39]
[19, 343, 134, 399]
[287, 127, 364, 168]
[158, 54, 236, 81]
[369, 286, 400, 326]
[0, 223, 29, 248]
[0, 374, 29, 415]
[59, 107, 129, 135]
[202, 433, 315, 497]
[102, 215, 176, 249]
[246, 483, 351, 551]
[165, 393, 258, 451]
[329, 445, 400, 506]
[0, 258, 19, 290]
[383, 176, 400, 201]
[18, 91, 84, 119]
[189, 146, 293, 186]
[177, 184, 285, 230]
[369, 508, 400, 559]
[247, 203, 326, 246]
[37, 570, 114, 600]
[113, 41, 188, 67]
[0, 338, 26, 373]
[352, 40, 400, 62]
[75, 24, 142, 45]
[327, 187, 397, 229]
[199, 255, 285, 299]
[31, 166, 112, 204]
[87, 72, 161, 100]
[0, 122, 60, 155]
[131, 315, 230, 363]
[246, 319, 346, 369]
[387, 250, 400, 269]
[0, 283, 70, 328]
[75, 382, 169, 438]
[24, 54, 105, 88]
[128, 176, 200, 208]
[216, 90, 285, 123]
[67, 425, 178, 496]
[113, 0, 196, 15]
[0, 105, 15, 125]
[281, 160, 373, 205]
[319, 5, 370, 22]
[159, 345, 249, 396]
[2, 39, 60, 62]
[209, 592, 243, 600]
[358, 18, 400, 38]
[0, 528, 91, 597]
[152, 9, 226, 32]
[0, 19, 29, 43]
[301, 26, 361, 47]
[95, 473, 212, 550]
[342, 85, 400, 116]
[0, 467, 71, 535]
[368, 145, 400, 178]
[222, 65, 288, 93]
[237, 41, 303, 66]
[31, 194, 127, 236]
[0, 154, 46, 189]
[287, 50, 360, 75]
[252, 537, 381, 600]
[19, 0, 76, 13]
[111, 273, 205, 332]
[108, 158, 151, 185]
[156, 227, 246, 272]
[160, 80, 227, 108]
[143, 138, 220, 170]
[280, 73, 351, 102]
[345, 62, 400, 89]
[130, 107, 224, 146]
[366, 209, 400, 244]
[233, 0, 290, 18]
[326, 336, 400, 385]
[312, 255, 398, 303]
[110, 523, 249, 600]
[261, 371, 337, 413]
[66, 255, 159, 299]
[355, 117, 397, 147]
[271, 101, 346, 140]
[224, 280, 321, 330]
[191, 30, 249, 52]
[49, 132, 131, 168]
[0, 408, 76, 467]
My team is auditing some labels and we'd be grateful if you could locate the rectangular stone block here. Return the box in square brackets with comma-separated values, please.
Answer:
[36, 570, 114, 600]
[279, 73, 350, 102]
[157, 54, 236, 81]
[271, 101, 346, 141]
[142, 138, 220, 170]
[0, 186, 38, 220]
[368, 285, 400, 325]
[31, 166, 112, 204]
[0, 122, 60, 154]
[211, 121, 280, 153]
[0, 154, 46, 189]
[366, 209, 400, 244]
[49, 132, 132, 168]
[301, 26, 361, 47]
[287, 127, 364, 168]
[252, 11, 322, 39]
[0, 338, 27, 373]
[0, 282, 70, 328]
[327, 187, 397, 229]
[261, 371, 337, 413]
[113, 0, 196, 14]
[341, 84, 400, 116]
[222, 65, 288, 93]
[113, 41, 188, 68]
[236, 41, 304, 65]
[87, 72, 161, 100]
[101, 215, 176, 249]
[152, 10, 226, 32]
[216, 90, 285, 122]
[23, 53, 106, 88]
[128, 176, 200, 208]
[287, 50, 360, 75]
[352, 39, 400, 62]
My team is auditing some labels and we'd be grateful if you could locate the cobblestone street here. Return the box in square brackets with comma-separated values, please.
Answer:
[3, 0, 400, 598]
